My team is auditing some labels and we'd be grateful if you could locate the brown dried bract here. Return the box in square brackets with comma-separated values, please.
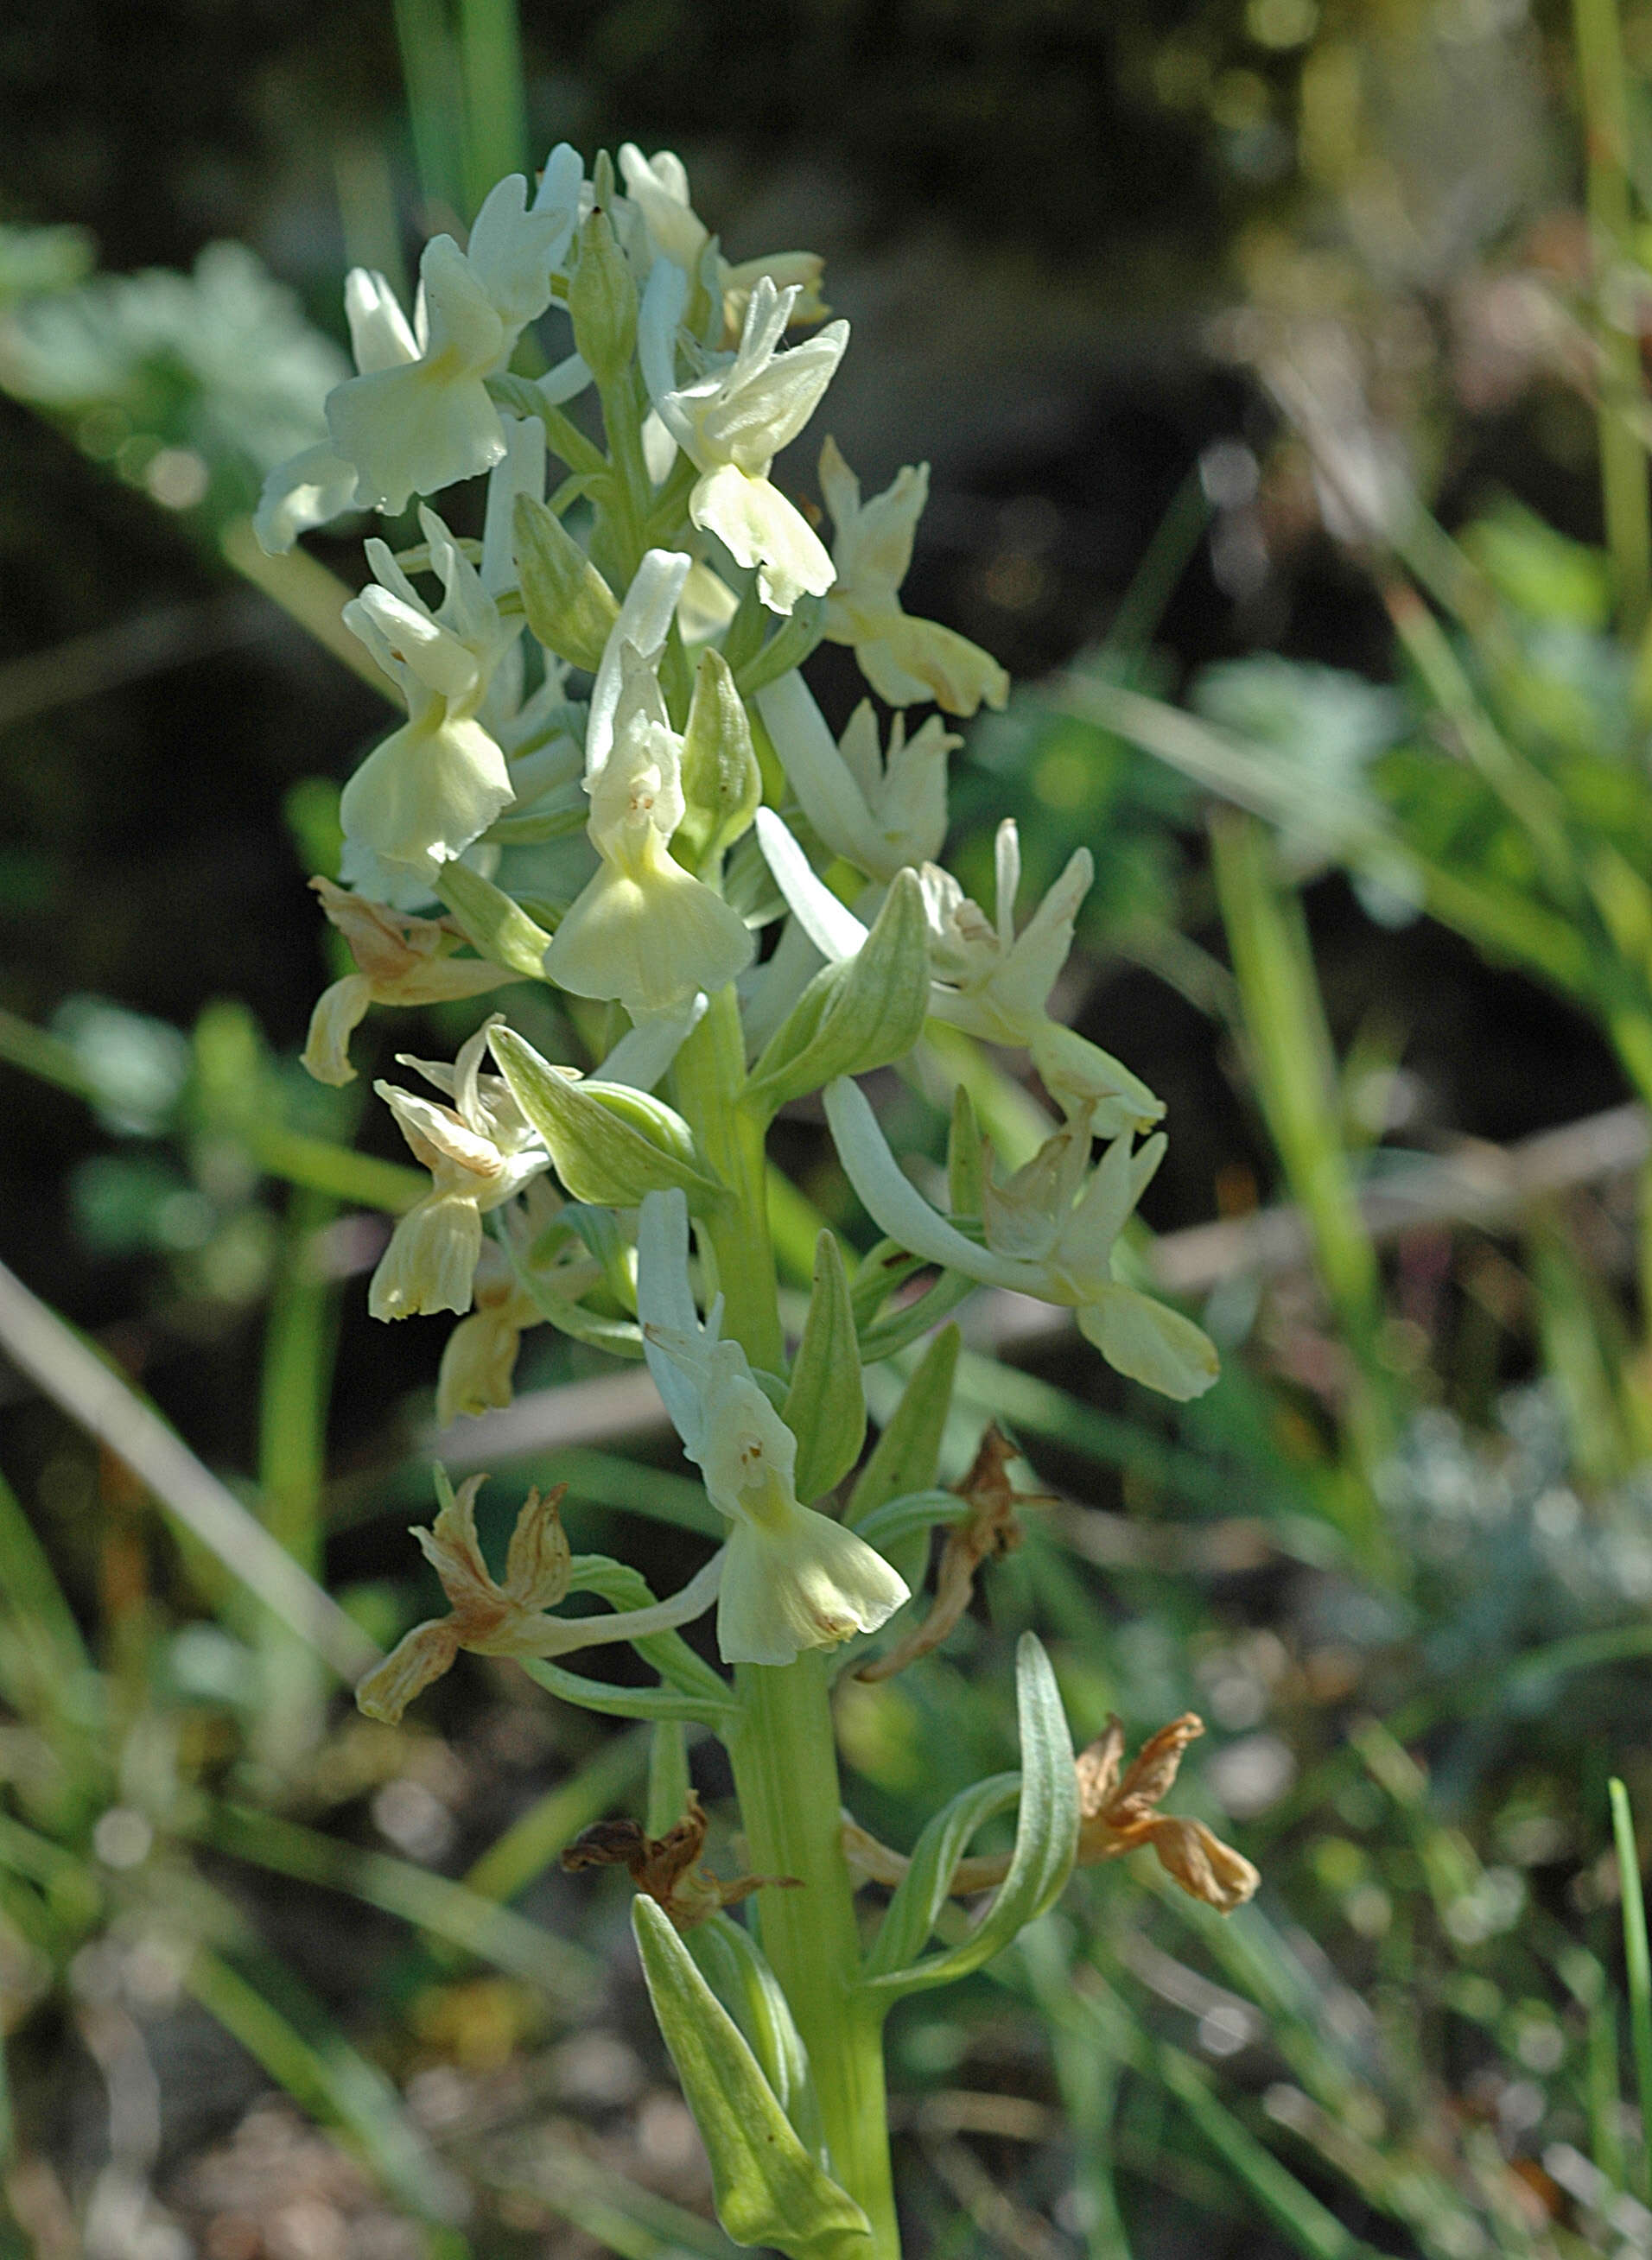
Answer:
[562, 1792, 800, 1933]
[857, 1425, 1051, 1683]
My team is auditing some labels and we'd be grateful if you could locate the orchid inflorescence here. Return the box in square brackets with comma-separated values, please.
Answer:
[270, 137, 1242, 2259]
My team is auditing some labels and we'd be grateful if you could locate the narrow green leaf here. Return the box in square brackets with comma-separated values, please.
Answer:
[520, 1658, 733, 1725]
[784, 1231, 867, 1504]
[860, 1635, 1078, 1998]
[567, 1556, 738, 1716]
[1611, 1776, 1652, 2201]
[187, 1946, 465, 2242]
[194, 1803, 597, 1997]
[632, 1895, 874, 2257]
[863, 1774, 1020, 1981]
[849, 1488, 967, 1556]
[434, 861, 552, 980]
[847, 1324, 961, 1527]
[1156, 2042, 1376, 2260]
[0, 1466, 89, 1677]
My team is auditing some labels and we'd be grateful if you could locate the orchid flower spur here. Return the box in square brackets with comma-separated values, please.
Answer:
[637, 1191, 908, 1665]
[369, 1023, 550, 1321]
[818, 436, 1009, 715]
[339, 506, 518, 906]
[754, 670, 956, 883]
[651, 275, 848, 614]
[822, 1075, 1218, 1400]
[543, 553, 753, 1019]
[300, 878, 515, 1088]
[356, 1473, 721, 1724]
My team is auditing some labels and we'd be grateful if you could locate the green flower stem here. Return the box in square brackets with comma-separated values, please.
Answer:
[671, 981, 900, 2250]
[730, 1654, 900, 2258]
[670, 985, 785, 1373]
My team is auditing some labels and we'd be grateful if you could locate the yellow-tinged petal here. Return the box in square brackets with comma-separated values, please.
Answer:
[543, 842, 753, 1016]
[301, 974, 374, 1088]
[368, 1190, 485, 1319]
[716, 1508, 908, 1666]
[355, 1621, 462, 1724]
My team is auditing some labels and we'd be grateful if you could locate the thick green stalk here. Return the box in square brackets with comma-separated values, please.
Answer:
[730, 1657, 900, 2257]
[670, 981, 899, 2249]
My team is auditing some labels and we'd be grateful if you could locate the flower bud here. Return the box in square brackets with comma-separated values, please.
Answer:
[569, 206, 639, 389]
[746, 866, 930, 1117]
[675, 648, 761, 871]
[513, 492, 620, 672]
[489, 1024, 724, 1209]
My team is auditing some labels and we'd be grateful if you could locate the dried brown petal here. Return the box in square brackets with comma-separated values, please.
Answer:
[1074, 1720, 1126, 1819]
[1140, 1816, 1260, 1913]
[502, 1485, 572, 1613]
[354, 1622, 463, 1725]
[412, 1474, 499, 1620]
[1105, 1713, 1203, 1827]
[312, 875, 448, 985]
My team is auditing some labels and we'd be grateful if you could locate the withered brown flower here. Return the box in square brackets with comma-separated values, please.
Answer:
[842, 1711, 1258, 1915]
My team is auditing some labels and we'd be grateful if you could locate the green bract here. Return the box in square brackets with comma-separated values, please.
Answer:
[632, 1895, 874, 2258]
[489, 1025, 723, 1208]
[745, 868, 930, 1118]
[511, 491, 620, 671]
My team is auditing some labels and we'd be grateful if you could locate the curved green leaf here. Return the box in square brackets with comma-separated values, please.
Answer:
[859, 1634, 1078, 1999]
[862, 1772, 1020, 1982]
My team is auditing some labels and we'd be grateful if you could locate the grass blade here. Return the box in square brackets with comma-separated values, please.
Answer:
[1610, 1776, 1652, 2200]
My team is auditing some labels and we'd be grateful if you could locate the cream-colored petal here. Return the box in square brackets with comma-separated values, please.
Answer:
[368, 1191, 485, 1320]
[301, 974, 374, 1087]
[254, 441, 360, 554]
[543, 847, 753, 1016]
[715, 1508, 909, 1666]
[690, 465, 835, 616]
[340, 713, 514, 886]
